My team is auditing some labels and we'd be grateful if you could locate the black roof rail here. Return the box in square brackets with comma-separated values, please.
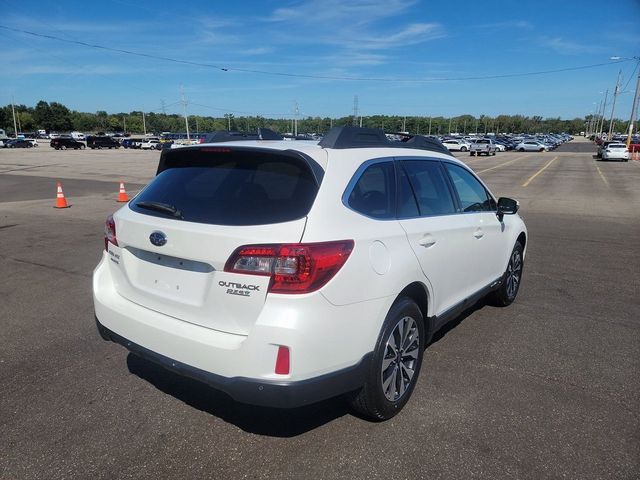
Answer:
[203, 128, 283, 143]
[318, 126, 450, 155]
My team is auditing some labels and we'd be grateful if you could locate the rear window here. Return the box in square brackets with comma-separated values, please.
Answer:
[608, 144, 626, 149]
[130, 148, 320, 225]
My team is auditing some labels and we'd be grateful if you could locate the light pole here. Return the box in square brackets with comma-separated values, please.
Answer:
[598, 89, 609, 138]
[608, 70, 623, 139]
[610, 56, 640, 148]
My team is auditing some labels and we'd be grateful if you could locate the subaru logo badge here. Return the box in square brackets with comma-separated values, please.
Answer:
[149, 231, 167, 247]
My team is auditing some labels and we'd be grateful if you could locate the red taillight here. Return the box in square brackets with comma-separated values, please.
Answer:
[224, 240, 354, 294]
[104, 214, 118, 250]
[275, 346, 290, 375]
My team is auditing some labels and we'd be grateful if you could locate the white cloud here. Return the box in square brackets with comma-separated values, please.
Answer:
[538, 36, 605, 55]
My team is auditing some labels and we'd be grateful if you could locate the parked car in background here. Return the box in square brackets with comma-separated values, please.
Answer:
[50, 137, 86, 150]
[469, 138, 497, 156]
[442, 139, 471, 152]
[515, 141, 547, 152]
[140, 138, 161, 150]
[71, 131, 86, 141]
[87, 135, 120, 149]
[601, 143, 629, 162]
[5, 139, 35, 148]
[122, 138, 143, 149]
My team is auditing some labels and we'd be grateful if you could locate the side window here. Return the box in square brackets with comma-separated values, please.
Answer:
[348, 162, 396, 219]
[401, 160, 456, 216]
[444, 163, 492, 212]
[397, 165, 419, 218]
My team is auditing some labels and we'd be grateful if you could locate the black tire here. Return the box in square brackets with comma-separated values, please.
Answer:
[61, 145, 67, 150]
[80, 144, 86, 150]
[519, 148, 525, 152]
[539, 148, 544, 152]
[489, 241, 524, 307]
[492, 151, 496, 156]
[460, 146, 467, 152]
[470, 151, 475, 156]
[349, 297, 425, 421]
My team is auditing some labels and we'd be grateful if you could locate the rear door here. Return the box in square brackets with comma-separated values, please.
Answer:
[108, 147, 322, 335]
[397, 159, 476, 315]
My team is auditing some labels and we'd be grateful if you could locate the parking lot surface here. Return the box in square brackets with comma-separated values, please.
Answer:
[1, 140, 639, 479]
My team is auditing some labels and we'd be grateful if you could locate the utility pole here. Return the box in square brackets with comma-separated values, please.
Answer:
[402, 116, 406, 132]
[626, 68, 640, 149]
[448, 117, 452, 135]
[142, 111, 147, 135]
[598, 89, 608, 137]
[180, 85, 190, 141]
[428, 116, 432, 135]
[123, 116, 126, 133]
[227, 114, 231, 131]
[353, 95, 359, 126]
[294, 101, 299, 136]
[608, 70, 622, 139]
[161, 99, 166, 115]
[11, 97, 18, 137]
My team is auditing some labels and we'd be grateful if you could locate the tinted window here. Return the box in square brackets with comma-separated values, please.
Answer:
[402, 160, 456, 216]
[348, 162, 396, 219]
[397, 165, 419, 218]
[131, 150, 319, 225]
[444, 163, 492, 212]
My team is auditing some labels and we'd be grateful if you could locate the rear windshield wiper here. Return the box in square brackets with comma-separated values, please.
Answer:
[135, 201, 183, 218]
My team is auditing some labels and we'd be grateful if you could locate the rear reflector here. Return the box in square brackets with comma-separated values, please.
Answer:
[224, 240, 354, 294]
[275, 346, 290, 375]
[104, 214, 118, 250]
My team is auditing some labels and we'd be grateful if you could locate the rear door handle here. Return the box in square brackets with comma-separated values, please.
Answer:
[418, 234, 436, 248]
[473, 228, 484, 239]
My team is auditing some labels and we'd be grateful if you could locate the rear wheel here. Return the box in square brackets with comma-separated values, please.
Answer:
[490, 241, 524, 307]
[349, 297, 425, 421]
[460, 146, 467, 152]
[61, 145, 67, 150]
[519, 148, 525, 152]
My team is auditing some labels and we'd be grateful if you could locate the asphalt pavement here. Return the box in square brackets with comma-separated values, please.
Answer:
[0, 140, 638, 479]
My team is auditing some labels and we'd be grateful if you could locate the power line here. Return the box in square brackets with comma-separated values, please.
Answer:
[0, 24, 634, 83]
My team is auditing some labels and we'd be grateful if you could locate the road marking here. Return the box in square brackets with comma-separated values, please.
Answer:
[475, 155, 528, 174]
[595, 164, 609, 187]
[522, 156, 557, 187]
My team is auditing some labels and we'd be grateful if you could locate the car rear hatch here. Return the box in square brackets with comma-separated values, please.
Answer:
[107, 146, 323, 335]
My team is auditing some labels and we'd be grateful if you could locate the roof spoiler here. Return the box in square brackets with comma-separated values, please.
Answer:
[318, 126, 449, 155]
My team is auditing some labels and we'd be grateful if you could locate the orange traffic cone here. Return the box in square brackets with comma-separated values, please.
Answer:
[117, 182, 129, 203]
[54, 182, 70, 209]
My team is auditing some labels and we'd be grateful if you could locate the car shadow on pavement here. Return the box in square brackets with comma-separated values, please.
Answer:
[126, 353, 351, 437]
[428, 298, 488, 346]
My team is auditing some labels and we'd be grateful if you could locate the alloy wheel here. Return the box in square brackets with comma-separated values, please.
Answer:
[381, 316, 420, 401]
[506, 249, 522, 299]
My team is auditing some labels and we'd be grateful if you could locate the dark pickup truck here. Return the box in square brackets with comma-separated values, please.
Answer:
[86, 136, 120, 149]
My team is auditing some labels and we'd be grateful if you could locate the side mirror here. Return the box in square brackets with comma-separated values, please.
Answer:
[497, 197, 519, 221]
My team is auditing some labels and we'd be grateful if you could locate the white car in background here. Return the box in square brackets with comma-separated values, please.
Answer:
[515, 141, 548, 152]
[601, 143, 629, 161]
[94, 126, 527, 421]
[140, 139, 161, 150]
[442, 139, 471, 152]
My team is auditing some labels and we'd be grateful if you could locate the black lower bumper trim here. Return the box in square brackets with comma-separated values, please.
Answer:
[95, 317, 372, 408]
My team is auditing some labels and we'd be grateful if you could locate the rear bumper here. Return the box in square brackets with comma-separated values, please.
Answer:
[96, 317, 371, 408]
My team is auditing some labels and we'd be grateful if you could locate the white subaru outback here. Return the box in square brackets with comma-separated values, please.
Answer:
[93, 127, 527, 420]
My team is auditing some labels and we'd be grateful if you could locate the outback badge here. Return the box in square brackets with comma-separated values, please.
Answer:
[149, 231, 167, 247]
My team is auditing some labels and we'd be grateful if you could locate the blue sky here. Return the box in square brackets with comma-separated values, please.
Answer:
[0, 0, 639, 119]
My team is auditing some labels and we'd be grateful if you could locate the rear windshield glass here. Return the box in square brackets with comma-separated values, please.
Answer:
[130, 149, 320, 225]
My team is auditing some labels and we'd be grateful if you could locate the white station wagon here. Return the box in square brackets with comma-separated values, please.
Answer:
[94, 127, 527, 420]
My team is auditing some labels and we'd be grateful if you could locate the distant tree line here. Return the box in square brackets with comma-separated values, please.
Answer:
[0, 100, 624, 136]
